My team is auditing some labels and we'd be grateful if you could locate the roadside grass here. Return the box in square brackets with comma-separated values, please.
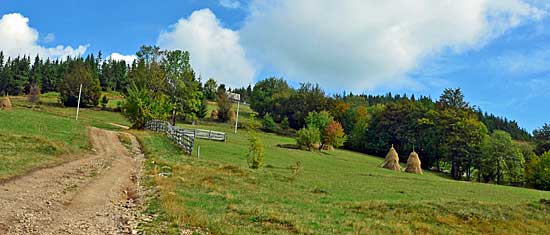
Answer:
[0, 93, 129, 179]
[134, 120, 550, 235]
[0, 134, 67, 180]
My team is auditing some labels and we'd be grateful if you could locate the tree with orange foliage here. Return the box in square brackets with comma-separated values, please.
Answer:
[322, 120, 347, 150]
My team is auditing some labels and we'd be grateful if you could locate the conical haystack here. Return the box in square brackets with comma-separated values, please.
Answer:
[383, 145, 401, 171]
[0, 96, 12, 111]
[405, 151, 423, 174]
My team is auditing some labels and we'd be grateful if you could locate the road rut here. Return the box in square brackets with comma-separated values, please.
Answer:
[0, 127, 144, 234]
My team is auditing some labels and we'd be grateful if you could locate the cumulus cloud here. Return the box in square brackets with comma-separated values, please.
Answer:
[0, 13, 88, 59]
[108, 52, 137, 64]
[220, 0, 241, 9]
[157, 9, 255, 88]
[240, 0, 545, 91]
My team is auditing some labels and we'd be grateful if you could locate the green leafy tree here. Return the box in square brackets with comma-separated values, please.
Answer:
[296, 126, 321, 151]
[250, 77, 292, 119]
[305, 111, 333, 131]
[216, 90, 232, 122]
[480, 130, 525, 185]
[526, 151, 550, 190]
[204, 78, 218, 101]
[436, 89, 487, 180]
[59, 60, 101, 107]
[162, 50, 202, 125]
[285, 83, 327, 128]
[122, 85, 171, 129]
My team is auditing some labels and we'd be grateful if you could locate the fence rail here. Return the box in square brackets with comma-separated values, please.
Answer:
[144, 120, 194, 155]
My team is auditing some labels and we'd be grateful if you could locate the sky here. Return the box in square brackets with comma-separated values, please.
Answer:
[1, 0, 549, 131]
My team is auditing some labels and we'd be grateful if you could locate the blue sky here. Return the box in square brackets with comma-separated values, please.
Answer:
[1, 0, 549, 131]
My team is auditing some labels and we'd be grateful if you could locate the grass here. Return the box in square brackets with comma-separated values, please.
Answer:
[0, 93, 129, 179]
[2, 95, 549, 234]
[135, 119, 550, 235]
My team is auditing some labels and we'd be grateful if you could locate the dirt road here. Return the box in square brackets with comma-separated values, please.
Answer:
[0, 127, 144, 234]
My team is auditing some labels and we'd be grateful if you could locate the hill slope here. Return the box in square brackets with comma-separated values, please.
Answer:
[135, 120, 550, 235]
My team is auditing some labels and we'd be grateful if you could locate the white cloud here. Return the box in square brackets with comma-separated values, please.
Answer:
[220, 0, 241, 9]
[0, 13, 88, 59]
[157, 9, 255, 88]
[43, 33, 55, 43]
[108, 52, 137, 64]
[240, 0, 545, 91]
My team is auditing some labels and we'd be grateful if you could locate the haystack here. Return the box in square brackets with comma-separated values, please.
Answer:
[0, 96, 12, 111]
[382, 145, 401, 171]
[405, 151, 423, 174]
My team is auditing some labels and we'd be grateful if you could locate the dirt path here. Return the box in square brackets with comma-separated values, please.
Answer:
[0, 127, 144, 234]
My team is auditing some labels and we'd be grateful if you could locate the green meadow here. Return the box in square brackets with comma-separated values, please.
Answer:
[135, 106, 550, 235]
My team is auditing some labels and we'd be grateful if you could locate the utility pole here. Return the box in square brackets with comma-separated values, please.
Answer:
[75, 83, 82, 120]
[234, 100, 240, 134]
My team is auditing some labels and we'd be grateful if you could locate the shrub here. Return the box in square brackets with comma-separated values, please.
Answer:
[247, 131, 265, 169]
[122, 85, 171, 129]
[281, 116, 290, 129]
[100, 95, 109, 109]
[322, 121, 346, 149]
[244, 113, 261, 130]
[59, 62, 101, 107]
[217, 91, 232, 122]
[28, 83, 40, 103]
[526, 151, 550, 190]
[296, 126, 321, 151]
[262, 113, 277, 132]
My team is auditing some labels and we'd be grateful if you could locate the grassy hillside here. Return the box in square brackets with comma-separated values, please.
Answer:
[135, 119, 550, 234]
[0, 94, 129, 180]
[2, 96, 549, 234]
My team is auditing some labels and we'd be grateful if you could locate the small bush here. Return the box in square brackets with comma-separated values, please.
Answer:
[262, 113, 277, 132]
[100, 95, 109, 109]
[296, 126, 321, 151]
[247, 131, 265, 169]
[281, 116, 290, 129]
[244, 113, 261, 130]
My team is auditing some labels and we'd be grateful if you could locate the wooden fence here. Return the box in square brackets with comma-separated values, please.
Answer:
[144, 120, 227, 155]
[184, 129, 226, 142]
[144, 120, 194, 155]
